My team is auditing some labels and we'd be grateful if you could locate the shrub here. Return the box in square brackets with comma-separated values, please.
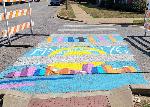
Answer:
[99, 0, 146, 12]
[87, 0, 97, 4]
[132, 0, 146, 12]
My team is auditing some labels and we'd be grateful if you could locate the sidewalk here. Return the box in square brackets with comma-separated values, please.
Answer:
[1, 86, 134, 107]
[71, 4, 93, 22]
[70, 4, 143, 24]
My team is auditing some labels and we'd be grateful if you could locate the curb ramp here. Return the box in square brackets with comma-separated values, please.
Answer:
[0, 85, 136, 107]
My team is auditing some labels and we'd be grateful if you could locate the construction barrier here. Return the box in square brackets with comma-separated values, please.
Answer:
[144, 0, 150, 50]
[144, 0, 150, 36]
[0, 0, 33, 45]
[0, 8, 31, 21]
[144, 10, 150, 33]
[2, 21, 34, 37]
[0, 0, 27, 3]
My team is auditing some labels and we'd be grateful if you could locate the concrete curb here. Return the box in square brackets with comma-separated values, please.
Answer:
[57, 13, 143, 25]
[130, 84, 150, 95]
[0, 89, 109, 99]
[54, 5, 64, 18]
[108, 85, 133, 107]
[0, 86, 134, 107]
[57, 14, 83, 22]
[56, 5, 144, 25]
[1, 85, 150, 107]
[0, 85, 150, 98]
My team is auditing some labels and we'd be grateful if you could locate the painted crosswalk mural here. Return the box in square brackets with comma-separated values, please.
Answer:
[0, 24, 148, 93]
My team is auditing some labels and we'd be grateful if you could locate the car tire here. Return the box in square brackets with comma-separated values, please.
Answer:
[5, 2, 12, 5]
[50, 2, 54, 6]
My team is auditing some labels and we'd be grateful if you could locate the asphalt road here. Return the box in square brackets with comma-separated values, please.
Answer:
[0, 0, 150, 86]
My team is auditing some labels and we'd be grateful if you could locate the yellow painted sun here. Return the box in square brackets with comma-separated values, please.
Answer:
[48, 47, 106, 57]
[48, 62, 104, 70]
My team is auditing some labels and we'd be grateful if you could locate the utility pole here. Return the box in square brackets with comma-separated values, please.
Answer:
[66, 0, 68, 10]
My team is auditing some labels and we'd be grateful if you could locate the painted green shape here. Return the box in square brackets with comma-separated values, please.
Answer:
[39, 69, 46, 76]
[34, 69, 46, 76]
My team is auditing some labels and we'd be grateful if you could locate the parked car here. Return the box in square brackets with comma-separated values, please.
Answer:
[0, 0, 13, 5]
[0, 0, 36, 5]
[49, 0, 61, 6]
[34, 0, 40, 2]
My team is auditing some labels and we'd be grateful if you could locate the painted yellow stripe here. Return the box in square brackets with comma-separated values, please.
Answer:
[48, 47, 106, 57]
[48, 62, 104, 71]
[64, 51, 91, 56]
[15, 10, 19, 17]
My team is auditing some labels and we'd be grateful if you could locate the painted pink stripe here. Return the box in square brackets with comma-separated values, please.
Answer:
[14, 72, 21, 77]
[27, 67, 36, 76]
[0, 83, 34, 89]
[57, 37, 63, 42]
[98, 36, 105, 41]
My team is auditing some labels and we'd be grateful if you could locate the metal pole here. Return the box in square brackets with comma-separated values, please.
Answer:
[66, 0, 68, 10]
[27, 0, 33, 35]
[2, 0, 11, 45]
[144, 9, 147, 36]
[145, 0, 150, 36]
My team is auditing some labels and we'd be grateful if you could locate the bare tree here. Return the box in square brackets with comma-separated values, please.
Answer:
[66, 0, 68, 10]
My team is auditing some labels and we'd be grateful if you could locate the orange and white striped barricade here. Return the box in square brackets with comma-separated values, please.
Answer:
[145, 10, 150, 18]
[144, 23, 150, 30]
[0, 0, 28, 3]
[2, 21, 34, 37]
[0, 0, 33, 45]
[145, 0, 150, 50]
[144, 0, 150, 36]
[144, 10, 150, 36]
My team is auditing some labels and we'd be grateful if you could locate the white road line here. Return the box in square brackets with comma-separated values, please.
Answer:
[63, 24, 115, 27]
[58, 28, 117, 32]
[51, 34, 120, 36]
[140, 26, 145, 29]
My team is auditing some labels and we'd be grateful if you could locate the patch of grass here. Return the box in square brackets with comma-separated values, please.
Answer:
[135, 100, 150, 107]
[79, 4, 144, 18]
[133, 20, 144, 25]
[134, 96, 150, 107]
[59, 5, 75, 18]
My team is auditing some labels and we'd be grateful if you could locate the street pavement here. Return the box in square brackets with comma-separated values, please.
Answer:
[0, 1, 150, 94]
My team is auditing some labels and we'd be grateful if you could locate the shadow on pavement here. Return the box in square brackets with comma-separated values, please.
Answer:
[0, 33, 49, 47]
[0, 44, 33, 48]
[0, 94, 4, 107]
[124, 36, 150, 57]
[15, 33, 49, 37]
[130, 37, 149, 48]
